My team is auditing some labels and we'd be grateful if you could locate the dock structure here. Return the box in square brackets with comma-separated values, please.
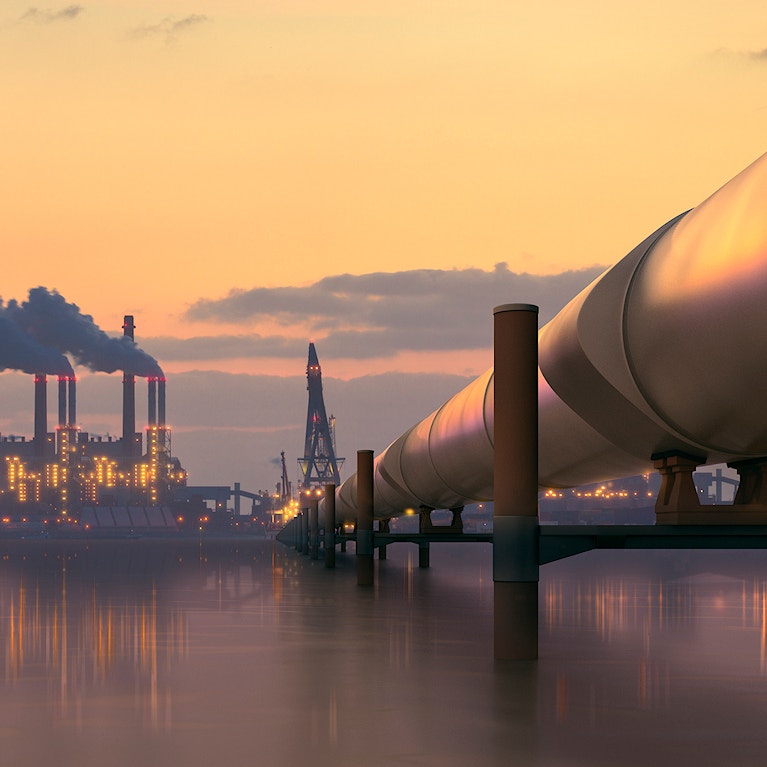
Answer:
[278, 149, 767, 659]
[275, 297, 767, 661]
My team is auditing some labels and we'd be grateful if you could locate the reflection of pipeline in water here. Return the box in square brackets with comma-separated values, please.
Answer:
[334, 153, 767, 520]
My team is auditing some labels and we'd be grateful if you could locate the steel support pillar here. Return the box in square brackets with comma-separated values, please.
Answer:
[357, 450, 374, 586]
[301, 509, 310, 555]
[493, 303, 540, 661]
[324, 484, 336, 568]
[418, 541, 430, 568]
[378, 519, 389, 560]
[310, 498, 319, 560]
[294, 513, 302, 551]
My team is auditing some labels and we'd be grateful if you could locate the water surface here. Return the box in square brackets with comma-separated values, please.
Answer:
[0, 538, 765, 766]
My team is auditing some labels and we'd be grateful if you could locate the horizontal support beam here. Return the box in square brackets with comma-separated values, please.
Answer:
[334, 532, 492, 546]
[306, 524, 767, 565]
[540, 524, 767, 564]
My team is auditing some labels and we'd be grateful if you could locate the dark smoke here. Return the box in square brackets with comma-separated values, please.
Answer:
[0, 316, 73, 376]
[4, 288, 163, 377]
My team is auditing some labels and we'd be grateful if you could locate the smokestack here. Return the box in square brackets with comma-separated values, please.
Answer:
[158, 377, 166, 427]
[122, 315, 136, 456]
[148, 377, 157, 426]
[57, 376, 67, 428]
[68, 376, 76, 427]
[34, 374, 47, 457]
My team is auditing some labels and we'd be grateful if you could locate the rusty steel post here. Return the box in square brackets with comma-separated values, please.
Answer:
[493, 304, 539, 661]
[309, 498, 319, 560]
[357, 450, 374, 586]
[324, 484, 336, 568]
[301, 508, 310, 555]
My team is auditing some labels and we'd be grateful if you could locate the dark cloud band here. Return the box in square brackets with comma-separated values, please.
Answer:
[164, 264, 604, 361]
[20, 5, 83, 23]
[129, 14, 210, 43]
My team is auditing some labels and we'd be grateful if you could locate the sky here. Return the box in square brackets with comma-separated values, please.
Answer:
[1, 0, 766, 492]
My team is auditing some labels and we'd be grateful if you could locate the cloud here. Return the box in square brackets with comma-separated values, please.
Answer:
[0, 315, 73, 376]
[710, 46, 767, 63]
[19, 5, 83, 23]
[174, 264, 604, 361]
[4, 287, 162, 377]
[130, 14, 210, 44]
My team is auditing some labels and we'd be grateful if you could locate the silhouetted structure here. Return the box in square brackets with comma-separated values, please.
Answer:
[0, 317, 187, 516]
[298, 343, 344, 490]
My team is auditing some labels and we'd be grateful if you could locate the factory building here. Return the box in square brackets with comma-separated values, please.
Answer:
[0, 316, 187, 520]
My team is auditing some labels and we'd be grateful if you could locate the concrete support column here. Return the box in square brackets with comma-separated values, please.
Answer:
[309, 499, 319, 560]
[449, 506, 464, 532]
[294, 513, 302, 550]
[493, 303, 539, 661]
[654, 452, 703, 508]
[731, 458, 767, 506]
[324, 484, 336, 568]
[356, 450, 374, 587]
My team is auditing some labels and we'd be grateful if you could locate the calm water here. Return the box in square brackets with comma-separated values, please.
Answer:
[0, 537, 766, 766]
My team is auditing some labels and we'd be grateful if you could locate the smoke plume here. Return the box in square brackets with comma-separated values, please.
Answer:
[0, 316, 73, 376]
[4, 288, 163, 377]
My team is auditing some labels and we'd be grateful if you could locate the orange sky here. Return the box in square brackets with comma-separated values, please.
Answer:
[2, 0, 767, 377]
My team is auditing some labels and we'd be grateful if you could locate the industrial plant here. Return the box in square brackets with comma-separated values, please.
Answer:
[0, 312, 187, 531]
[0, 296, 349, 534]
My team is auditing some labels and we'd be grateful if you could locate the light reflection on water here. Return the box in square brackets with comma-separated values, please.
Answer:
[0, 539, 766, 766]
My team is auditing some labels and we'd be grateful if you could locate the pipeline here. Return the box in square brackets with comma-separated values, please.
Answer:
[334, 152, 767, 521]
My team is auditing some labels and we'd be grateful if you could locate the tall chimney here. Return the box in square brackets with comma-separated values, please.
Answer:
[57, 376, 67, 428]
[148, 377, 157, 426]
[68, 377, 76, 427]
[34, 374, 48, 457]
[158, 377, 166, 427]
[122, 315, 136, 457]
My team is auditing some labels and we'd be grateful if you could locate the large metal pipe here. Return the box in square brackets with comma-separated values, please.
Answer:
[333, 152, 767, 521]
